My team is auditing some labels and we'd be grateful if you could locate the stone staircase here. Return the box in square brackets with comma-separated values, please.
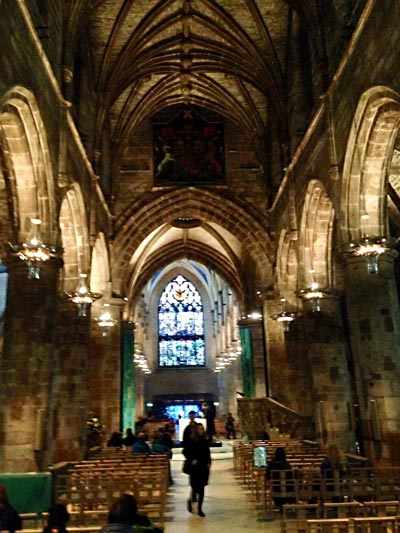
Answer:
[238, 396, 314, 441]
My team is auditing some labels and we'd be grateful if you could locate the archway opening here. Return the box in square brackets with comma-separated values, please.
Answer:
[127, 259, 243, 425]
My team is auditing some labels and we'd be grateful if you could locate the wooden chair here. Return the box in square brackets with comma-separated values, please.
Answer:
[348, 468, 377, 502]
[322, 502, 364, 519]
[352, 515, 400, 532]
[282, 503, 321, 533]
[360, 500, 400, 517]
[267, 469, 299, 512]
[306, 518, 350, 532]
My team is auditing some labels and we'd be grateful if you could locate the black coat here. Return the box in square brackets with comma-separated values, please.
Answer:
[182, 421, 196, 447]
[0, 505, 22, 533]
[183, 437, 211, 487]
[203, 406, 216, 436]
[266, 458, 295, 508]
[266, 458, 294, 489]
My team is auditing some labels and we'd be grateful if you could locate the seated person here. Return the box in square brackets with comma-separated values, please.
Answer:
[151, 429, 172, 456]
[266, 447, 295, 512]
[43, 503, 70, 533]
[123, 428, 136, 447]
[102, 493, 163, 533]
[132, 432, 150, 454]
[0, 483, 22, 533]
[320, 443, 347, 477]
[135, 417, 147, 430]
[262, 430, 271, 442]
[151, 428, 174, 484]
[164, 419, 175, 438]
[320, 443, 348, 502]
[107, 431, 123, 448]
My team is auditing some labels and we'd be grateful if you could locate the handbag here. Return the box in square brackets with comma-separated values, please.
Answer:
[182, 459, 192, 475]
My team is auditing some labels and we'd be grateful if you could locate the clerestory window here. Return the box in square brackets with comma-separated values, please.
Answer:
[158, 275, 205, 367]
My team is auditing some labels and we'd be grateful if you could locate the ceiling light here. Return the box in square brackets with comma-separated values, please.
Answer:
[67, 274, 102, 316]
[9, 218, 60, 279]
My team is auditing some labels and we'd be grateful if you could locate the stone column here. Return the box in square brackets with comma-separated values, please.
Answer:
[51, 300, 90, 463]
[216, 357, 242, 417]
[342, 251, 400, 463]
[88, 301, 122, 441]
[300, 291, 355, 451]
[266, 297, 313, 416]
[0, 257, 62, 472]
[265, 298, 293, 405]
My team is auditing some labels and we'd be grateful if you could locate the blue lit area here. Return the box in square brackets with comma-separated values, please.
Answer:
[158, 274, 205, 367]
[164, 404, 202, 420]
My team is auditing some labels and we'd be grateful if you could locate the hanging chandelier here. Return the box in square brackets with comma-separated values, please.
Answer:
[340, 214, 398, 274]
[66, 273, 102, 316]
[298, 283, 339, 313]
[95, 303, 118, 334]
[341, 236, 397, 274]
[133, 345, 151, 374]
[297, 269, 340, 312]
[9, 218, 59, 279]
[214, 339, 242, 373]
[271, 298, 300, 332]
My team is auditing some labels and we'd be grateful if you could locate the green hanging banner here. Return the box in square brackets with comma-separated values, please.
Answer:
[121, 324, 135, 431]
[239, 326, 255, 398]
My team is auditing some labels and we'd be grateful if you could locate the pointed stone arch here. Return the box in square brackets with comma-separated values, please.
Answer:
[91, 232, 110, 295]
[298, 180, 334, 288]
[276, 229, 298, 304]
[0, 86, 56, 243]
[127, 241, 244, 311]
[113, 187, 273, 293]
[341, 86, 400, 241]
[59, 183, 90, 292]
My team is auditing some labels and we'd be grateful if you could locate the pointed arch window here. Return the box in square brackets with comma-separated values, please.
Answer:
[158, 275, 205, 367]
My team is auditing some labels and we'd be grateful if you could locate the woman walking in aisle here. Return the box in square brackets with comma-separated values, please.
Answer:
[182, 423, 212, 517]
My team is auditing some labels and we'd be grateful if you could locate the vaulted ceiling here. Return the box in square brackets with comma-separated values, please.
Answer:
[65, 0, 322, 172]
[63, 0, 322, 307]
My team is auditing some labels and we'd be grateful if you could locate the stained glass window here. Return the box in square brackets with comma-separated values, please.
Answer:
[158, 275, 205, 367]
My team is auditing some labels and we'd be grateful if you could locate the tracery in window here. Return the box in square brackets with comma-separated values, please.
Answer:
[158, 275, 205, 367]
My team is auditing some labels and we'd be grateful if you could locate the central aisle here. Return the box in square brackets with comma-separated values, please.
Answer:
[164, 457, 281, 532]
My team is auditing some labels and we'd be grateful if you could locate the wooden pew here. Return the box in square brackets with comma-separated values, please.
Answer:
[53, 452, 169, 527]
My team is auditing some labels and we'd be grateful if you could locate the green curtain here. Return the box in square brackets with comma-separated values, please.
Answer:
[239, 326, 255, 398]
[121, 325, 135, 431]
[0, 473, 52, 513]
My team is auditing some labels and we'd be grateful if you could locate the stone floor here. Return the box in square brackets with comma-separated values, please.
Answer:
[164, 457, 281, 532]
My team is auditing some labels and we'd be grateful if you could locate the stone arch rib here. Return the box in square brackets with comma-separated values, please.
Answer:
[0, 86, 56, 243]
[127, 240, 244, 310]
[91, 232, 110, 295]
[298, 179, 334, 289]
[276, 228, 298, 303]
[112, 187, 273, 293]
[341, 86, 400, 241]
[59, 183, 91, 292]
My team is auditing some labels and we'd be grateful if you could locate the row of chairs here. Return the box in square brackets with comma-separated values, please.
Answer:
[19, 512, 103, 533]
[264, 467, 400, 506]
[234, 441, 400, 505]
[286, 516, 400, 532]
[53, 452, 170, 527]
[234, 439, 400, 532]
[233, 440, 326, 501]
[282, 500, 400, 522]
